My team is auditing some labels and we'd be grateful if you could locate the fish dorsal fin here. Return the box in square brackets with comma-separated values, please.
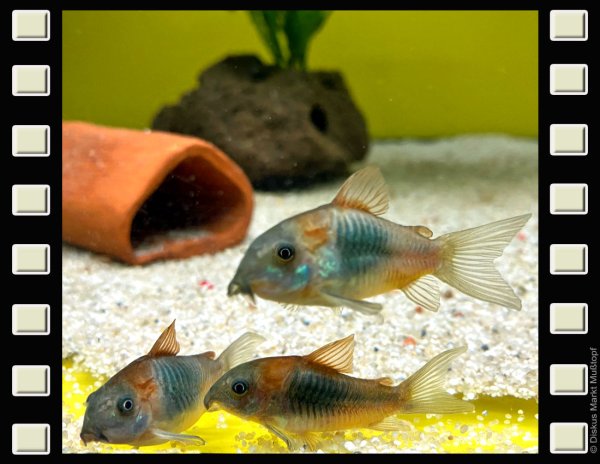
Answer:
[148, 320, 180, 357]
[410, 225, 433, 238]
[305, 334, 354, 374]
[331, 166, 389, 216]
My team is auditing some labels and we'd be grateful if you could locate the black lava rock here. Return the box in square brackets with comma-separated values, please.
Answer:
[152, 55, 369, 190]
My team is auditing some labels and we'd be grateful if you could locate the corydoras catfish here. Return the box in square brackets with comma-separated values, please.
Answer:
[205, 335, 473, 451]
[228, 166, 530, 314]
[80, 321, 264, 446]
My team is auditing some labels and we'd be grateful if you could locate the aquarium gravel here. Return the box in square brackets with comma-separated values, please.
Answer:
[63, 135, 538, 453]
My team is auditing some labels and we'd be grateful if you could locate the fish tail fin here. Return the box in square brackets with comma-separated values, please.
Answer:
[217, 332, 266, 371]
[395, 346, 474, 414]
[433, 214, 531, 310]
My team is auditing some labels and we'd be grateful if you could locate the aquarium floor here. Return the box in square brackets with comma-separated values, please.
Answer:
[63, 135, 539, 453]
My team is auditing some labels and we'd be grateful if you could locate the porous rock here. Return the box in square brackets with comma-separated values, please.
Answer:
[152, 55, 369, 190]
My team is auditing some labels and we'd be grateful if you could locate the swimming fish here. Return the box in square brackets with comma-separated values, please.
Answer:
[228, 166, 531, 314]
[204, 335, 473, 451]
[80, 321, 264, 447]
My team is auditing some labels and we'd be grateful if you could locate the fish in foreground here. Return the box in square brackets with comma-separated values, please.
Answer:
[228, 166, 531, 314]
[80, 321, 264, 446]
[204, 334, 473, 451]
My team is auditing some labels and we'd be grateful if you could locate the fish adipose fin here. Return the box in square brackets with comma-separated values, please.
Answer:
[402, 275, 440, 312]
[396, 346, 474, 414]
[198, 350, 216, 360]
[151, 428, 206, 445]
[331, 166, 389, 216]
[148, 320, 180, 357]
[409, 225, 433, 238]
[305, 334, 354, 374]
[217, 332, 266, 371]
[376, 376, 395, 386]
[321, 290, 383, 316]
[434, 214, 531, 311]
[369, 416, 414, 432]
[266, 425, 321, 451]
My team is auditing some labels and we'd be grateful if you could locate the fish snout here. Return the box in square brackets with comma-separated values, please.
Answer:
[80, 431, 93, 446]
[203, 393, 213, 410]
[80, 428, 109, 446]
[227, 280, 255, 303]
[203, 384, 221, 411]
[227, 281, 242, 297]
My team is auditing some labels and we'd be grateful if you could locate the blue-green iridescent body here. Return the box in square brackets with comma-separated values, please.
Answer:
[328, 207, 439, 296]
[231, 204, 440, 308]
[149, 355, 217, 432]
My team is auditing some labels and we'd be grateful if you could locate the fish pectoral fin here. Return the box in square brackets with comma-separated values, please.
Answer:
[297, 431, 322, 451]
[281, 303, 302, 312]
[369, 416, 415, 432]
[266, 425, 321, 452]
[320, 291, 383, 316]
[329, 306, 344, 316]
[402, 275, 440, 312]
[151, 429, 206, 446]
[266, 425, 296, 451]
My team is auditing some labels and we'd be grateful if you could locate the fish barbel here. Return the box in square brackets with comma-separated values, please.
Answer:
[204, 335, 473, 451]
[228, 166, 531, 314]
[80, 321, 264, 446]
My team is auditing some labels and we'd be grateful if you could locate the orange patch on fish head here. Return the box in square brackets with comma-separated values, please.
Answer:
[204, 357, 298, 422]
[297, 209, 332, 253]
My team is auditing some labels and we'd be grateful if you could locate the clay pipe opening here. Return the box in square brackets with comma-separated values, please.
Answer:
[62, 122, 253, 265]
[131, 156, 246, 256]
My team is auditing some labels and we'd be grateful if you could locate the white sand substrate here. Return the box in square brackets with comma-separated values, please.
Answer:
[62, 135, 538, 452]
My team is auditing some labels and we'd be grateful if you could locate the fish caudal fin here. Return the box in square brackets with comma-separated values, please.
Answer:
[396, 346, 474, 414]
[434, 214, 531, 311]
[217, 332, 266, 371]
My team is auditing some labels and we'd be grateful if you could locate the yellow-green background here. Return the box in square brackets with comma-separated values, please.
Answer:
[63, 11, 538, 138]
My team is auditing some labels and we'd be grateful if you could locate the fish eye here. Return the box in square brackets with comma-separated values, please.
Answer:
[118, 397, 134, 414]
[231, 380, 249, 396]
[275, 244, 295, 262]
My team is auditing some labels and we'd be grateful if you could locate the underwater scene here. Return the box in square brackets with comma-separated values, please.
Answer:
[62, 11, 538, 453]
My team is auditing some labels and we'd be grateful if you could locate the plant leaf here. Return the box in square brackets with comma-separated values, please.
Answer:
[283, 11, 331, 70]
[248, 11, 286, 67]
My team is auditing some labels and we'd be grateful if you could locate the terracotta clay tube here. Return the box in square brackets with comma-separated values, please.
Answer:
[62, 121, 253, 265]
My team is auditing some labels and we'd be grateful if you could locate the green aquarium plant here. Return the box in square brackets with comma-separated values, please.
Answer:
[248, 10, 331, 70]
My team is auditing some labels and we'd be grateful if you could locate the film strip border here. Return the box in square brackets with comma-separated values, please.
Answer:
[10, 8, 60, 455]
[542, 9, 594, 456]
[5, 6, 595, 458]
